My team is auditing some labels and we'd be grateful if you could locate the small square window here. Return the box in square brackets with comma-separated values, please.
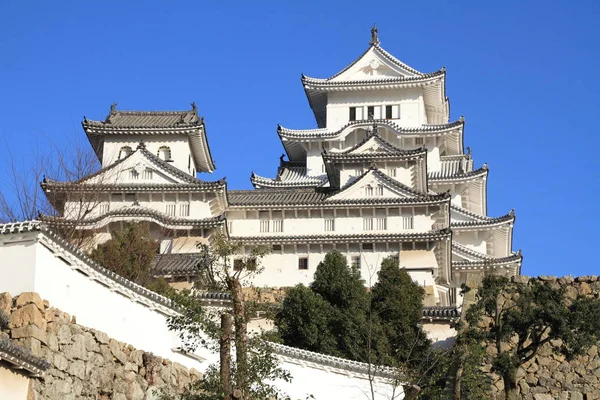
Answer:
[272, 245, 282, 252]
[298, 257, 309, 270]
[247, 258, 257, 271]
[362, 243, 374, 251]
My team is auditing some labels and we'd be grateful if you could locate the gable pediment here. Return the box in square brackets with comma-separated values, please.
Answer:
[345, 135, 401, 155]
[83, 150, 190, 185]
[330, 47, 419, 82]
[327, 169, 422, 201]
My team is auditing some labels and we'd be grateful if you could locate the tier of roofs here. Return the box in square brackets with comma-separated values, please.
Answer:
[83, 103, 216, 173]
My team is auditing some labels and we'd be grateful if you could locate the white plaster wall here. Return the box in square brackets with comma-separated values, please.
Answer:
[0, 236, 211, 371]
[0, 367, 29, 400]
[327, 89, 425, 129]
[453, 232, 488, 254]
[229, 213, 433, 237]
[102, 136, 194, 175]
[421, 323, 457, 348]
[274, 361, 402, 400]
[427, 146, 441, 173]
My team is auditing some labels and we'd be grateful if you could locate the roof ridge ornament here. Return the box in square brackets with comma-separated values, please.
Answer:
[191, 102, 197, 111]
[370, 24, 380, 46]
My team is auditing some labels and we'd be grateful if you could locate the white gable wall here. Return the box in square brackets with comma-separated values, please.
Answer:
[102, 136, 195, 176]
[326, 89, 426, 129]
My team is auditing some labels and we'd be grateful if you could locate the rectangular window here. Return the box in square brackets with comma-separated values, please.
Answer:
[367, 106, 375, 120]
[324, 218, 335, 232]
[272, 245, 282, 252]
[388, 168, 397, 177]
[165, 204, 176, 216]
[376, 185, 384, 196]
[272, 220, 283, 232]
[143, 170, 153, 180]
[362, 243, 374, 251]
[351, 256, 361, 272]
[228, 222, 233, 234]
[247, 258, 257, 271]
[99, 203, 110, 214]
[349, 107, 357, 121]
[129, 170, 139, 180]
[365, 186, 373, 197]
[260, 220, 270, 233]
[376, 217, 387, 230]
[402, 216, 414, 229]
[179, 203, 190, 216]
[415, 137, 424, 146]
[386, 105, 393, 119]
[354, 168, 363, 177]
[363, 218, 373, 231]
[298, 257, 309, 270]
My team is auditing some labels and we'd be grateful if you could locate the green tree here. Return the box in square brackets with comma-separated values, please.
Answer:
[371, 257, 430, 366]
[465, 276, 600, 400]
[90, 222, 157, 283]
[166, 233, 291, 400]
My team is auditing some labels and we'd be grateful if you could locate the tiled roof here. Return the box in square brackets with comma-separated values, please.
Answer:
[271, 342, 397, 379]
[40, 208, 226, 229]
[83, 104, 216, 173]
[0, 336, 51, 376]
[231, 229, 452, 244]
[422, 306, 460, 320]
[451, 209, 515, 229]
[84, 103, 202, 128]
[250, 167, 328, 189]
[429, 165, 488, 181]
[452, 242, 523, 268]
[42, 142, 225, 191]
[152, 253, 201, 276]
[278, 119, 463, 140]
[302, 69, 444, 88]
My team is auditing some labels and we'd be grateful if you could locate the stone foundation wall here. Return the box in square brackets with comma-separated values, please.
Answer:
[0, 292, 201, 400]
[483, 276, 600, 400]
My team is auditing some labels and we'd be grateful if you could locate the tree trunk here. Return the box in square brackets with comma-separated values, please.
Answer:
[228, 277, 248, 400]
[220, 313, 233, 400]
[454, 363, 463, 400]
[503, 371, 519, 400]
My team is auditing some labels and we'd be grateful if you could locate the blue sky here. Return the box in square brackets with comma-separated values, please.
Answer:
[0, 1, 598, 277]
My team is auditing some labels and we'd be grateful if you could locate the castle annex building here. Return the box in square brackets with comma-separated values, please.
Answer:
[41, 27, 521, 308]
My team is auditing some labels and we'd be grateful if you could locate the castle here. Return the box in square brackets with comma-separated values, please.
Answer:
[40, 26, 521, 309]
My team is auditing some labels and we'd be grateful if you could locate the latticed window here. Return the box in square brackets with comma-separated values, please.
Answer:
[179, 203, 190, 217]
[363, 218, 373, 231]
[272, 220, 283, 232]
[298, 257, 309, 270]
[324, 218, 335, 232]
[165, 204, 176, 216]
[376, 217, 387, 230]
[388, 168, 397, 177]
[99, 203, 110, 214]
[365, 185, 373, 197]
[129, 169, 139, 180]
[402, 216, 414, 229]
[260, 220, 270, 233]
[415, 137, 424, 146]
[376, 185, 384, 196]
[158, 146, 171, 161]
[143, 169, 153, 180]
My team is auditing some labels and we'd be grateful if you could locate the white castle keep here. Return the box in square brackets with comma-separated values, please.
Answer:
[41, 27, 521, 308]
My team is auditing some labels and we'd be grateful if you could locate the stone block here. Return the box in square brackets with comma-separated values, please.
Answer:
[94, 330, 110, 344]
[11, 324, 47, 344]
[532, 393, 552, 400]
[54, 353, 69, 371]
[569, 392, 584, 400]
[68, 360, 86, 380]
[10, 303, 46, 330]
[57, 324, 71, 344]
[15, 292, 44, 311]
[0, 292, 12, 314]
[63, 334, 88, 360]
